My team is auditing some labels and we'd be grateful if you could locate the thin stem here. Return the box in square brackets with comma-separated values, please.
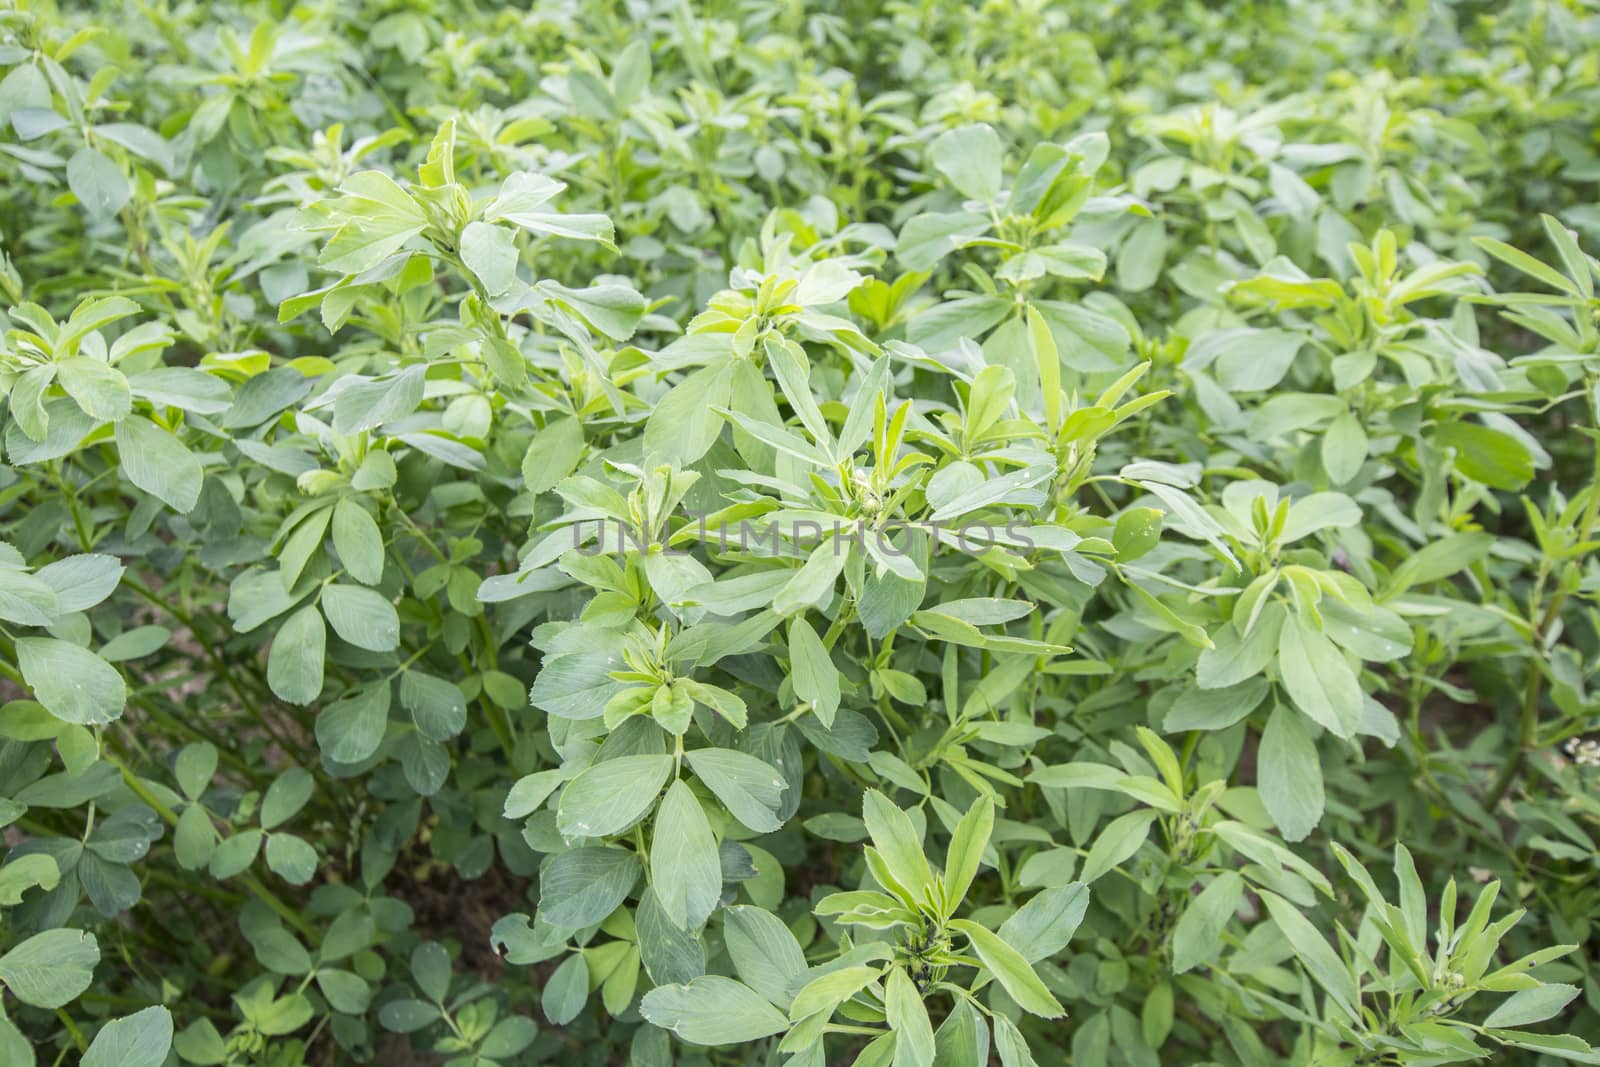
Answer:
[1485, 382, 1600, 808]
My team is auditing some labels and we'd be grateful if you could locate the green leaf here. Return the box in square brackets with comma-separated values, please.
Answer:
[964, 364, 1015, 443]
[35, 553, 124, 613]
[896, 212, 992, 272]
[379, 998, 440, 1033]
[651, 779, 722, 930]
[1433, 422, 1536, 491]
[264, 834, 318, 885]
[1540, 215, 1594, 298]
[684, 748, 787, 833]
[1026, 304, 1063, 431]
[460, 221, 520, 296]
[504, 769, 566, 819]
[411, 941, 452, 1003]
[1116, 217, 1168, 293]
[538, 846, 641, 928]
[523, 415, 586, 494]
[542, 953, 589, 1026]
[480, 1015, 538, 1058]
[933, 998, 990, 1067]
[941, 796, 994, 914]
[57, 357, 131, 422]
[1483, 1030, 1600, 1061]
[612, 38, 652, 105]
[1473, 236, 1580, 295]
[320, 584, 400, 652]
[773, 539, 849, 617]
[331, 497, 385, 585]
[1171, 872, 1243, 974]
[636, 886, 707, 985]
[0, 854, 60, 905]
[260, 767, 313, 829]
[993, 1015, 1040, 1067]
[723, 905, 807, 1009]
[1258, 703, 1324, 842]
[0, 929, 99, 1008]
[862, 790, 937, 909]
[82, 1006, 173, 1067]
[224, 367, 313, 430]
[789, 617, 841, 727]
[268, 606, 327, 706]
[333, 366, 426, 434]
[640, 975, 790, 1045]
[789, 964, 882, 1021]
[173, 804, 217, 869]
[717, 406, 832, 467]
[1277, 614, 1362, 739]
[114, 415, 203, 513]
[1138, 481, 1239, 566]
[1164, 678, 1268, 731]
[1260, 891, 1359, 1018]
[8, 364, 53, 442]
[1203, 607, 1286, 694]
[93, 122, 173, 171]
[929, 124, 1003, 203]
[556, 754, 673, 838]
[16, 638, 126, 724]
[1127, 582, 1214, 650]
[765, 337, 832, 451]
[1079, 809, 1156, 883]
[67, 146, 130, 219]
[1322, 412, 1368, 485]
[886, 967, 936, 1067]
[530, 651, 628, 720]
[399, 670, 467, 741]
[319, 171, 426, 274]
[1321, 598, 1412, 663]
[485, 172, 614, 244]
[314, 684, 390, 763]
[1483, 984, 1581, 1029]
[650, 679, 695, 736]
[644, 365, 732, 467]
[208, 828, 263, 878]
[998, 883, 1090, 964]
[949, 920, 1063, 1018]
[1392, 843, 1428, 952]
[1113, 506, 1164, 562]
[317, 969, 371, 1014]
[98, 625, 171, 663]
[540, 281, 645, 341]
[399, 426, 487, 474]
[1280, 492, 1361, 543]
[1385, 532, 1495, 596]
[1201, 328, 1303, 392]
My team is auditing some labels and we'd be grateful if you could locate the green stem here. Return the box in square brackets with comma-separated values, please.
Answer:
[1485, 387, 1600, 808]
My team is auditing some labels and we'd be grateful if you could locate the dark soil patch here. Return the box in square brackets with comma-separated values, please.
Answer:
[390, 857, 532, 982]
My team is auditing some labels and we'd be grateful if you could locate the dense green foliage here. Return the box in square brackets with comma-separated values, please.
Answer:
[1, 0, 1599, 1063]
